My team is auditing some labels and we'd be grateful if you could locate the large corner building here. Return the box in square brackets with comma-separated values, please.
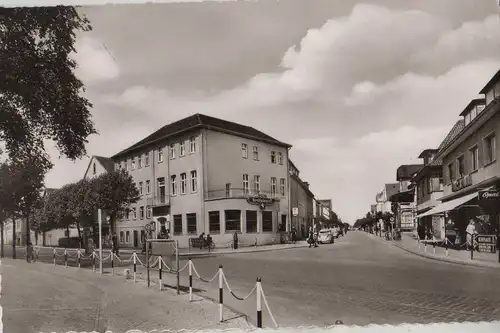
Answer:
[103, 114, 292, 248]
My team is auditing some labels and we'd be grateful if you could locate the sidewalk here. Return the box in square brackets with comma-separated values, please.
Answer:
[366, 231, 500, 269]
[1, 258, 253, 333]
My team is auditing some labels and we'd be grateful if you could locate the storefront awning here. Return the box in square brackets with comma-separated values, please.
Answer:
[416, 191, 478, 218]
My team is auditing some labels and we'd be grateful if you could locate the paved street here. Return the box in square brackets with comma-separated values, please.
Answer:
[0, 258, 251, 333]
[4, 231, 500, 329]
[181, 231, 500, 327]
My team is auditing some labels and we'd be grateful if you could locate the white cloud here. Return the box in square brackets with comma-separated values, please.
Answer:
[72, 37, 120, 83]
[44, 3, 500, 224]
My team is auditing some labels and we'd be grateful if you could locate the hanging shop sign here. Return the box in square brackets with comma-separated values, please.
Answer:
[247, 194, 275, 210]
[292, 207, 299, 216]
[451, 174, 472, 192]
[478, 189, 500, 201]
[476, 234, 497, 253]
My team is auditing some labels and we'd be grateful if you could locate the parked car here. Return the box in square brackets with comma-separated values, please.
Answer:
[318, 229, 334, 244]
[329, 227, 340, 239]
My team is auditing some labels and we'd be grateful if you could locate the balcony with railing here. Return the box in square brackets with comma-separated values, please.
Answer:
[146, 194, 170, 207]
[206, 187, 284, 201]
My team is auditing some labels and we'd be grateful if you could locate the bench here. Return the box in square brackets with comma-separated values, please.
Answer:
[189, 238, 205, 249]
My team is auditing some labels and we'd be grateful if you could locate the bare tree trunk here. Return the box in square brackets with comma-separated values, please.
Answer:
[42, 231, 46, 246]
[66, 224, 70, 248]
[12, 217, 16, 259]
[26, 215, 31, 245]
[0, 220, 4, 258]
[76, 220, 82, 249]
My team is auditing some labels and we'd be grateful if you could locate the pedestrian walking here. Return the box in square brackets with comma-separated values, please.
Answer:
[233, 231, 239, 250]
[466, 219, 477, 251]
[26, 242, 33, 263]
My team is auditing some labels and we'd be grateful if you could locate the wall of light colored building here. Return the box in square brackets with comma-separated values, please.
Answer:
[442, 112, 500, 197]
[84, 157, 109, 180]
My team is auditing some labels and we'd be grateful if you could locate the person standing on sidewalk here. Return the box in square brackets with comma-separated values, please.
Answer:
[466, 219, 477, 251]
[26, 242, 33, 263]
[233, 231, 239, 250]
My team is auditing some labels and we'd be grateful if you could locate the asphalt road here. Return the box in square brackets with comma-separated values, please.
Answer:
[183, 231, 500, 327]
[4, 231, 500, 328]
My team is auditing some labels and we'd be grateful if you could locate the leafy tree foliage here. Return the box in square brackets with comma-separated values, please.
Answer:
[0, 6, 96, 164]
[92, 169, 140, 233]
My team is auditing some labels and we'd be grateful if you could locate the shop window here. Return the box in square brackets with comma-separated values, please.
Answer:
[209, 211, 221, 234]
[225, 210, 241, 232]
[173, 214, 183, 235]
[262, 211, 273, 232]
[246, 210, 257, 233]
[126, 231, 130, 243]
[187, 213, 197, 234]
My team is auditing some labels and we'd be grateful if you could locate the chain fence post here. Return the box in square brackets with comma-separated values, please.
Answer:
[219, 265, 223, 323]
[111, 250, 114, 274]
[159, 257, 163, 291]
[256, 277, 262, 328]
[133, 252, 137, 283]
[189, 259, 193, 302]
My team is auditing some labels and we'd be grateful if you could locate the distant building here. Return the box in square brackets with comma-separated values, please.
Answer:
[390, 164, 423, 231]
[375, 183, 399, 214]
[288, 160, 315, 238]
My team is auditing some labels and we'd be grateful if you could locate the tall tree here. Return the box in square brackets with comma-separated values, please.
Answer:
[0, 6, 95, 165]
[93, 169, 140, 234]
[67, 178, 97, 247]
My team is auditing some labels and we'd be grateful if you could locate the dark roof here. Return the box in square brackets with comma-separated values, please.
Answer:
[95, 156, 115, 173]
[112, 113, 291, 158]
[412, 120, 465, 182]
[385, 183, 400, 199]
[479, 69, 500, 94]
[459, 98, 486, 117]
[417, 149, 438, 159]
[389, 189, 414, 203]
[396, 164, 423, 181]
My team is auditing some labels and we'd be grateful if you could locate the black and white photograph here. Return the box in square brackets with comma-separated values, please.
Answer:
[1, 0, 500, 332]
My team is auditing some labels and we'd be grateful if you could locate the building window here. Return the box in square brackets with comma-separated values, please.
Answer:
[262, 211, 273, 232]
[246, 210, 257, 233]
[169, 144, 175, 159]
[456, 155, 465, 177]
[140, 230, 145, 243]
[271, 151, 276, 164]
[126, 231, 130, 243]
[253, 146, 259, 160]
[132, 207, 137, 220]
[93, 163, 96, 175]
[126, 209, 130, 220]
[180, 141, 186, 156]
[253, 175, 260, 194]
[280, 178, 285, 196]
[209, 211, 220, 233]
[139, 206, 144, 219]
[146, 206, 152, 219]
[138, 155, 142, 169]
[171, 175, 177, 196]
[125, 160, 129, 171]
[190, 170, 198, 193]
[243, 174, 249, 195]
[146, 180, 151, 194]
[470, 146, 479, 172]
[241, 143, 248, 158]
[173, 214, 183, 235]
[120, 231, 124, 243]
[145, 152, 150, 166]
[186, 213, 197, 234]
[278, 152, 283, 165]
[157, 177, 166, 204]
[225, 210, 241, 232]
[484, 134, 496, 164]
[158, 148, 164, 163]
[138, 181, 143, 195]
[189, 136, 196, 153]
[131, 158, 136, 170]
[180, 173, 187, 195]
[225, 183, 231, 197]
[271, 177, 277, 196]
[447, 163, 454, 183]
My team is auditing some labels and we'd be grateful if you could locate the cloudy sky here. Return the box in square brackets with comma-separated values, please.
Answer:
[42, 0, 500, 224]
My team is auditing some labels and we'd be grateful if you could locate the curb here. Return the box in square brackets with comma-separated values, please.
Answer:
[365, 232, 500, 269]
[179, 243, 309, 258]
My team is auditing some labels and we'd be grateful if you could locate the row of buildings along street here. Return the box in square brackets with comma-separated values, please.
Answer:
[2, 114, 343, 249]
[365, 69, 500, 252]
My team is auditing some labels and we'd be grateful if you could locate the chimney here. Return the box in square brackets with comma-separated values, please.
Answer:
[303, 182, 310, 189]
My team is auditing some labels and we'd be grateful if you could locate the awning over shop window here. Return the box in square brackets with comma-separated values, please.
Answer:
[416, 191, 478, 218]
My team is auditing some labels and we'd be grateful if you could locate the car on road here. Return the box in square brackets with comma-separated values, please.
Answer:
[318, 229, 334, 244]
[329, 227, 340, 238]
